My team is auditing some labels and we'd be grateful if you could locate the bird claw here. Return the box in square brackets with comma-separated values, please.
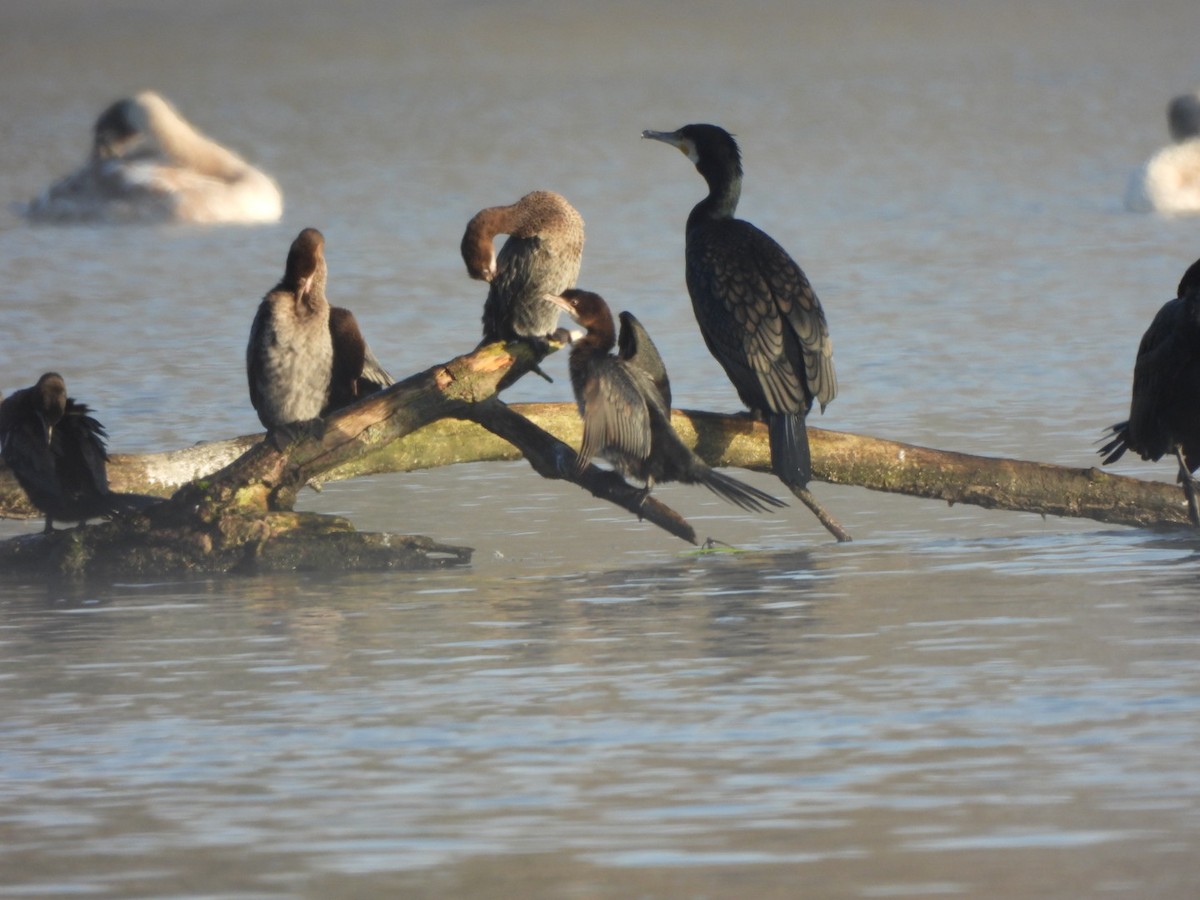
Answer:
[266, 418, 325, 451]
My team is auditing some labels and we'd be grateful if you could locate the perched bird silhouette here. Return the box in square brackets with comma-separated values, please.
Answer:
[325, 306, 394, 417]
[461, 190, 584, 384]
[24, 90, 282, 225]
[1100, 257, 1200, 524]
[549, 288, 785, 514]
[642, 124, 836, 492]
[247, 228, 391, 445]
[0, 372, 158, 532]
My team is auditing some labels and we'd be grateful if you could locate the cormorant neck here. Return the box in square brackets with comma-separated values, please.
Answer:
[572, 317, 617, 359]
[691, 169, 742, 223]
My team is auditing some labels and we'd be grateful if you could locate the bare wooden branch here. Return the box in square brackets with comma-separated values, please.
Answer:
[3, 353, 1193, 569]
[0, 340, 711, 577]
[460, 398, 698, 544]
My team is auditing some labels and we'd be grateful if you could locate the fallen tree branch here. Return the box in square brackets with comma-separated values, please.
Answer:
[5, 406, 1187, 531]
[460, 398, 698, 544]
[0, 341, 713, 577]
[0, 341, 546, 577]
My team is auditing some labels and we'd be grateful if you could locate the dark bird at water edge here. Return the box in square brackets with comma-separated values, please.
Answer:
[1099, 256, 1200, 524]
[549, 288, 786, 514]
[0, 372, 158, 532]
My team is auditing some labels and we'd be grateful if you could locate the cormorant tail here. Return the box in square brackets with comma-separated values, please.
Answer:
[697, 468, 787, 514]
[1097, 421, 1130, 465]
[768, 412, 812, 488]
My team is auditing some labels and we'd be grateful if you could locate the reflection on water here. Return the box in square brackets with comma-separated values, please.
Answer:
[4, 0, 1200, 896]
[4, 535, 1200, 895]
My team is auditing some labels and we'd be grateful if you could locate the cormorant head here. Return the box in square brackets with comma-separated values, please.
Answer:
[547, 289, 615, 335]
[643, 123, 743, 184]
[460, 215, 498, 282]
[283, 227, 326, 307]
[33, 372, 67, 440]
[1179, 256, 1200, 301]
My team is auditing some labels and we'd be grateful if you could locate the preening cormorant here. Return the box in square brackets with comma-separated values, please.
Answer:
[1100, 257, 1200, 523]
[0, 372, 157, 531]
[642, 124, 836, 491]
[549, 288, 785, 514]
[462, 191, 584, 386]
[247, 228, 391, 442]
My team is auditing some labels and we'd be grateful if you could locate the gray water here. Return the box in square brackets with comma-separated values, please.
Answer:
[3, 1, 1200, 896]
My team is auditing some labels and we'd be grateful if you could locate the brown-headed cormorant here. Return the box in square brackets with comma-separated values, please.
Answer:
[462, 190, 584, 348]
[642, 124, 836, 492]
[324, 307, 393, 417]
[1100, 257, 1200, 523]
[0, 372, 157, 531]
[549, 289, 785, 514]
[247, 228, 391, 443]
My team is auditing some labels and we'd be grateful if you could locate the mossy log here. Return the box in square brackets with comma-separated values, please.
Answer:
[1, 339, 1193, 578]
[2, 405, 1192, 535]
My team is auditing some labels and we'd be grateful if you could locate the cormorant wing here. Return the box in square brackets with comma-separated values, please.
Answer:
[324, 306, 393, 416]
[686, 220, 822, 415]
[0, 391, 60, 507]
[52, 400, 111, 498]
[745, 229, 837, 411]
[1127, 296, 1184, 460]
[245, 298, 274, 417]
[360, 344, 394, 390]
[493, 235, 546, 294]
[617, 311, 672, 409]
[576, 358, 653, 471]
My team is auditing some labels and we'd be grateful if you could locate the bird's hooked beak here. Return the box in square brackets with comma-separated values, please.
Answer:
[295, 272, 315, 308]
[642, 129, 698, 163]
[544, 293, 578, 320]
[37, 412, 54, 446]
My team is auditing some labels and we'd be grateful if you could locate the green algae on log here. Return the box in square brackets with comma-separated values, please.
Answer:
[5, 407, 1190, 532]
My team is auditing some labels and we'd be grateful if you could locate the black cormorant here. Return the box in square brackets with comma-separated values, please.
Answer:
[642, 124, 836, 492]
[0, 372, 157, 531]
[549, 288, 785, 514]
[1100, 257, 1200, 523]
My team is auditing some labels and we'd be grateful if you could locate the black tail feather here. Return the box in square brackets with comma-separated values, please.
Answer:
[768, 412, 812, 488]
[698, 468, 787, 514]
[1097, 420, 1130, 465]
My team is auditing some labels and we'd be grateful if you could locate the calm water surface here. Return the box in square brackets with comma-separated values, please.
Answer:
[3, 1, 1200, 896]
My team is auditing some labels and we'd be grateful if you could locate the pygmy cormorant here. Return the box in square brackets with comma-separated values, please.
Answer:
[1100, 256, 1200, 523]
[549, 288, 785, 514]
[462, 190, 584, 387]
[642, 124, 836, 491]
